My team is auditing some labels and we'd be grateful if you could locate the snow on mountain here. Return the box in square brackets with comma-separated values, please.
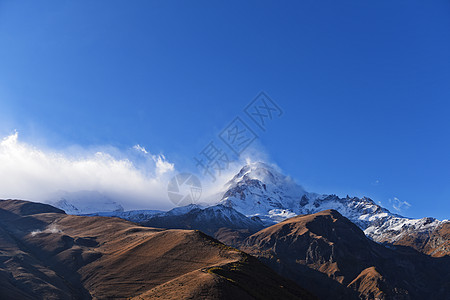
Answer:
[364, 216, 446, 243]
[164, 204, 206, 216]
[83, 202, 264, 233]
[85, 209, 164, 223]
[160, 203, 264, 230]
[51, 191, 124, 215]
[139, 203, 265, 237]
[219, 162, 448, 242]
[220, 162, 313, 221]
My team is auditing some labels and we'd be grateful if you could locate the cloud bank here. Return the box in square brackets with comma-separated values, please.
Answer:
[0, 132, 177, 210]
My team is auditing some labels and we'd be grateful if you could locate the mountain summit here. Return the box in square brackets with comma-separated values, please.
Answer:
[220, 162, 310, 222]
[219, 162, 448, 247]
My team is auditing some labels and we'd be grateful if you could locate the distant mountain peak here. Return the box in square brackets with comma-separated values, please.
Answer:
[51, 190, 124, 215]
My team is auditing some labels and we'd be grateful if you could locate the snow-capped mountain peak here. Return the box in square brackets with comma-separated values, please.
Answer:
[221, 162, 310, 221]
[219, 162, 447, 243]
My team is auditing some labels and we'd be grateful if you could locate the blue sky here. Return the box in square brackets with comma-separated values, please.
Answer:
[0, 1, 449, 218]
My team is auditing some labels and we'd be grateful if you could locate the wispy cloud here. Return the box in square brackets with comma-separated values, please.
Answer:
[133, 144, 148, 154]
[371, 179, 380, 186]
[389, 197, 411, 212]
[31, 224, 62, 237]
[133, 144, 174, 175]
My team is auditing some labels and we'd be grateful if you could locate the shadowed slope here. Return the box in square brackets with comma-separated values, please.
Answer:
[240, 210, 450, 300]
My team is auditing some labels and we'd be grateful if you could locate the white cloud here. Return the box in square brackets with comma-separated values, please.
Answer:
[133, 144, 174, 175]
[31, 224, 62, 237]
[0, 132, 275, 211]
[152, 154, 174, 175]
[0, 132, 177, 210]
[389, 197, 411, 212]
[133, 144, 148, 154]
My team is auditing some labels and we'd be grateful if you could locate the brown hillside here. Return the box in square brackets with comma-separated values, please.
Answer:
[0, 199, 315, 300]
[240, 209, 450, 300]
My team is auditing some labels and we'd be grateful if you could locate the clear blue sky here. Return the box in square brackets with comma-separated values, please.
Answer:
[0, 1, 449, 219]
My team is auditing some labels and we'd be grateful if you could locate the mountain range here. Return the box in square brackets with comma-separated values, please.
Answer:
[0, 199, 314, 299]
[76, 162, 449, 256]
[7, 161, 447, 299]
[2, 198, 449, 299]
